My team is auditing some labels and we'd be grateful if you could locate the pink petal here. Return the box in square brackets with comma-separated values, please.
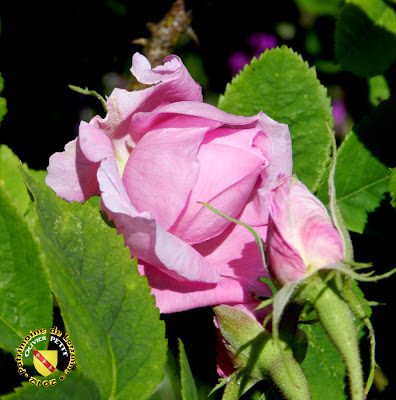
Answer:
[96, 155, 220, 284]
[79, 121, 114, 162]
[194, 223, 270, 298]
[139, 262, 254, 313]
[46, 135, 100, 203]
[266, 217, 307, 285]
[142, 223, 271, 313]
[171, 142, 264, 242]
[201, 127, 262, 148]
[131, 53, 200, 96]
[265, 177, 344, 285]
[122, 126, 206, 230]
[150, 101, 262, 126]
[256, 112, 293, 191]
[90, 53, 203, 152]
[129, 111, 223, 142]
[284, 180, 344, 268]
[178, 169, 262, 244]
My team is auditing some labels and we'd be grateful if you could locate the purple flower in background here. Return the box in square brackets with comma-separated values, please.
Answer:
[229, 51, 251, 76]
[247, 33, 277, 57]
[332, 98, 347, 126]
[331, 97, 348, 136]
[229, 33, 277, 76]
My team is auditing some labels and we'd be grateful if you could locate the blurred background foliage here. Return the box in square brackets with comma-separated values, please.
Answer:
[0, 0, 395, 398]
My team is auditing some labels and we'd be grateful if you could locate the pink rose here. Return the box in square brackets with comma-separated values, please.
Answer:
[46, 53, 292, 313]
[265, 176, 344, 286]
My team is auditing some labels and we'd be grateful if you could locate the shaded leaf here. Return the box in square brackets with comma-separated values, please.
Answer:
[2, 370, 100, 400]
[218, 46, 332, 191]
[368, 75, 390, 107]
[335, 0, 396, 77]
[179, 339, 198, 400]
[148, 350, 182, 400]
[0, 73, 6, 125]
[317, 97, 395, 233]
[389, 167, 396, 208]
[294, 0, 344, 16]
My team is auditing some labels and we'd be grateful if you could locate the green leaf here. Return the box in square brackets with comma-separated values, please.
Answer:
[87, 195, 102, 210]
[0, 73, 7, 125]
[218, 46, 332, 191]
[2, 370, 100, 400]
[0, 145, 47, 220]
[0, 185, 53, 358]
[318, 132, 390, 233]
[335, 0, 396, 77]
[178, 339, 198, 400]
[317, 97, 395, 233]
[389, 167, 396, 208]
[301, 321, 347, 400]
[368, 75, 390, 107]
[294, 0, 344, 16]
[21, 168, 167, 400]
[0, 145, 31, 216]
[148, 350, 182, 400]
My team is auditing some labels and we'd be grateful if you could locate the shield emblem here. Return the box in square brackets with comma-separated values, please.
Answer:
[33, 350, 58, 377]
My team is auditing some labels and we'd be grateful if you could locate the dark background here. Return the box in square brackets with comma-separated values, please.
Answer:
[1, 1, 395, 398]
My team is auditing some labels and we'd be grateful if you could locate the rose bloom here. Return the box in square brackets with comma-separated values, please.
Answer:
[265, 176, 344, 287]
[46, 53, 292, 313]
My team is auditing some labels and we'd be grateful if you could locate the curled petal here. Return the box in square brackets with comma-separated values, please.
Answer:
[46, 128, 102, 203]
[91, 54, 203, 146]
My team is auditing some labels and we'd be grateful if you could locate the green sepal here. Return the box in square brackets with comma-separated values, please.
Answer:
[69, 84, 108, 113]
[326, 122, 354, 261]
[213, 305, 311, 400]
[294, 273, 364, 400]
[341, 278, 375, 396]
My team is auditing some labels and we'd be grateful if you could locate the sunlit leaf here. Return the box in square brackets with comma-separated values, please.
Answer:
[0, 186, 52, 359]
[21, 169, 167, 400]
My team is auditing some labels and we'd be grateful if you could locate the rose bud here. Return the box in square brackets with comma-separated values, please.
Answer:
[265, 176, 365, 399]
[265, 175, 344, 287]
